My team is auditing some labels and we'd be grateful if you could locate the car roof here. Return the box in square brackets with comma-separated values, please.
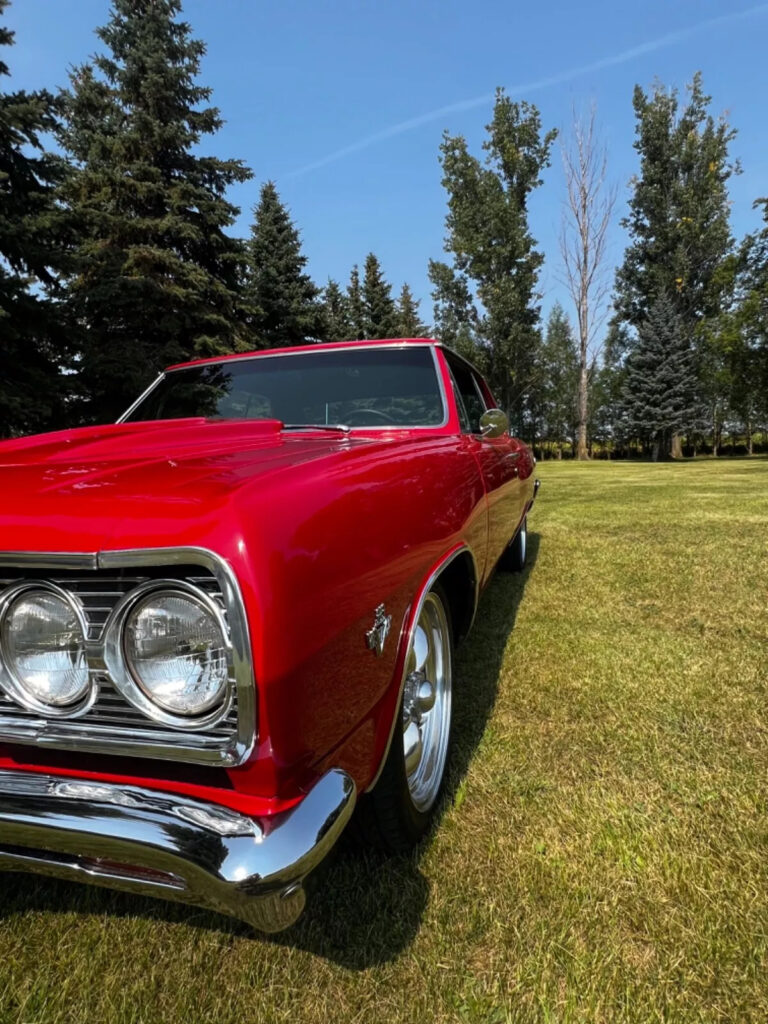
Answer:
[165, 338, 441, 372]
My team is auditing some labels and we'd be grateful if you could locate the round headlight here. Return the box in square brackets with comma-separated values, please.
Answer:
[123, 591, 229, 716]
[2, 589, 89, 707]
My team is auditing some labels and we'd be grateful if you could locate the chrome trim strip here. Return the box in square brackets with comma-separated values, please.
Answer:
[0, 767, 356, 932]
[116, 373, 165, 424]
[365, 543, 479, 793]
[0, 553, 98, 570]
[166, 339, 435, 367]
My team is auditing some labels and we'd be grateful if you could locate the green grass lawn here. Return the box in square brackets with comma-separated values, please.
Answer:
[2, 459, 767, 1023]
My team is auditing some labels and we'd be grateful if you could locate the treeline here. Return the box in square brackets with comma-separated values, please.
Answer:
[1, 0, 767, 457]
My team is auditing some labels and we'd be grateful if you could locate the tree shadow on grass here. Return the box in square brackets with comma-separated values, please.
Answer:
[0, 536, 539, 969]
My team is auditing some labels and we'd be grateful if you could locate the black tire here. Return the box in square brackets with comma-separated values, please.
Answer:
[356, 582, 454, 853]
[499, 514, 528, 572]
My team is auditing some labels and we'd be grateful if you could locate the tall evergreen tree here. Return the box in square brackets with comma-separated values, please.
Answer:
[321, 278, 351, 341]
[395, 283, 429, 337]
[59, 0, 252, 422]
[245, 181, 323, 348]
[362, 252, 398, 338]
[612, 73, 737, 455]
[430, 89, 557, 435]
[0, 0, 70, 437]
[539, 304, 578, 454]
[346, 265, 365, 340]
[620, 293, 702, 461]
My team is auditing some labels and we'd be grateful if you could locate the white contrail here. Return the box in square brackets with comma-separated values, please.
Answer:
[288, 3, 768, 178]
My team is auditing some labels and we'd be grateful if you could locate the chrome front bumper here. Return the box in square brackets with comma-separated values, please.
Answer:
[0, 768, 356, 932]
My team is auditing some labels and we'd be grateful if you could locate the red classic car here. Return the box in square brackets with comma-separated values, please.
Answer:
[0, 338, 537, 931]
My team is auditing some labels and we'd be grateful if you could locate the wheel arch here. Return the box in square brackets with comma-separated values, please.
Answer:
[364, 543, 479, 793]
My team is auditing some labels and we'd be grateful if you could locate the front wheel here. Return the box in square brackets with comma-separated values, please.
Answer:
[499, 515, 527, 572]
[357, 583, 453, 852]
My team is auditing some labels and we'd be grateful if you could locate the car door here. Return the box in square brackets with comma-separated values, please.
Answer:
[443, 351, 525, 575]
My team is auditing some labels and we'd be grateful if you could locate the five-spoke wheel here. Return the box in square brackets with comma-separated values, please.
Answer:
[401, 591, 452, 813]
[359, 583, 454, 850]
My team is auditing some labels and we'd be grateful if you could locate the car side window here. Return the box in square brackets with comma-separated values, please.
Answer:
[444, 352, 487, 433]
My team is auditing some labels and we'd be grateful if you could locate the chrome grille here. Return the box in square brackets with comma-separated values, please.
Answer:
[0, 556, 253, 766]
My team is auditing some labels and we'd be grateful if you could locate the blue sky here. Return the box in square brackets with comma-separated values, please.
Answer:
[6, 0, 768, 329]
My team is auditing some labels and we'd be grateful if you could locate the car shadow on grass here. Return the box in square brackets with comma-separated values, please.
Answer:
[0, 534, 539, 969]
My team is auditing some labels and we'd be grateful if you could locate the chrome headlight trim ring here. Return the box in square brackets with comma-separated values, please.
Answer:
[0, 581, 97, 718]
[103, 579, 236, 732]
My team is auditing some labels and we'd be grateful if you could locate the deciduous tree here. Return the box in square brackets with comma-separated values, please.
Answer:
[560, 106, 615, 460]
[612, 73, 737, 456]
[432, 89, 556, 435]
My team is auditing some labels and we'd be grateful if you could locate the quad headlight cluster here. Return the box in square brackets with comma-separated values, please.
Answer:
[0, 580, 232, 726]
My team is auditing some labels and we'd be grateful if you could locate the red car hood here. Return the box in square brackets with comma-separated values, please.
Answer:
[0, 419, 371, 554]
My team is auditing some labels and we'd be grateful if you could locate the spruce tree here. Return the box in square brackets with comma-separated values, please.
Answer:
[59, 0, 252, 422]
[321, 278, 351, 341]
[431, 89, 556, 435]
[245, 182, 323, 348]
[540, 304, 578, 454]
[395, 283, 429, 337]
[620, 294, 702, 460]
[346, 265, 365, 340]
[0, 0, 70, 437]
[362, 253, 398, 338]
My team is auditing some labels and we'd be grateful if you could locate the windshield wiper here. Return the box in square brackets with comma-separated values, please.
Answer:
[281, 423, 351, 434]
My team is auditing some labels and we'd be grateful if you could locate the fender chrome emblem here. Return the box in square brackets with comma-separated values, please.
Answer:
[365, 604, 392, 657]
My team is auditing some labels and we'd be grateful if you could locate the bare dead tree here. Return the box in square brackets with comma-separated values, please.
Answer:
[560, 106, 616, 460]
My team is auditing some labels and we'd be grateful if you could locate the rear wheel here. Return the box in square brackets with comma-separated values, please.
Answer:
[499, 515, 527, 572]
[358, 583, 453, 851]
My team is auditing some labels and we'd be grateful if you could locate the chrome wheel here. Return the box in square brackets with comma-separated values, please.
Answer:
[518, 518, 527, 564]
[402, 591, 452, 812]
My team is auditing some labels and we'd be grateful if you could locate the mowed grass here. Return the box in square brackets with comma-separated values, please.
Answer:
[1, 458, 767, 1023]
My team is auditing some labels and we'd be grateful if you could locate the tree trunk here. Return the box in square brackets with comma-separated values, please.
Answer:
[576, 360, 589, 460]
[712, 407, 720, 457]
[747, 419, 753, 456]
[670, 432, 683, 459]
[651, 437, 661, 462]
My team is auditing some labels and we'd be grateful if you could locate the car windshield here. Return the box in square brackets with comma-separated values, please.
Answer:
[122, 345, 445, 428]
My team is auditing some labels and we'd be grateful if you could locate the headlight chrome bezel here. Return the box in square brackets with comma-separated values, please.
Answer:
[0, 581, 95, 717]
[103, 579, 235, 731]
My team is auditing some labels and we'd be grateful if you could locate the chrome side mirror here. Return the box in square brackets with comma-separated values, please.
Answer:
[478, 408, 509, 439]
